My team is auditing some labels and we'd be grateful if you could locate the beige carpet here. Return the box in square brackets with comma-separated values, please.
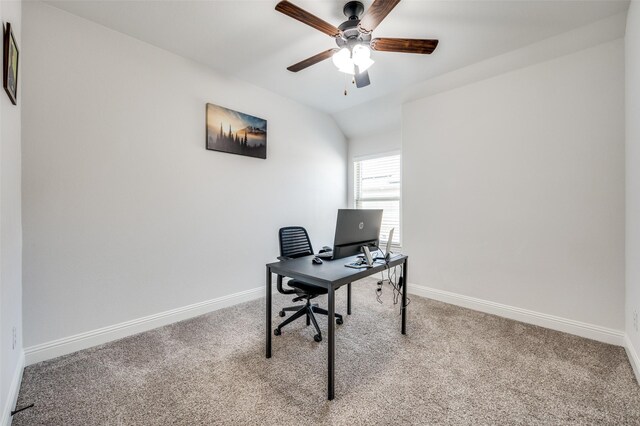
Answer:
[13, 278, 640, 425]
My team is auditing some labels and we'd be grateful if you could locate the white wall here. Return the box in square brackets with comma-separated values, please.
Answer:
[626, 0, 640, 374]
[403, 39, 625, 331]
[0, 0, 23, 421]
[335, 13, 627, 141]
[22, 2, 346, 350]
[347, 129, 401, 208]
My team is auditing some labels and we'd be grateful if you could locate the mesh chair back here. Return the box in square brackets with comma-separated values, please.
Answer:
[279, 227, 314, 259]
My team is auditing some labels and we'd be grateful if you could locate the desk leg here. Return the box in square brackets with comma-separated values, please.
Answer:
[266, 266, 272, 358]
[328, 286, 335, 400]
[347, 283, 352, 315]
[402, 259, 408, 335]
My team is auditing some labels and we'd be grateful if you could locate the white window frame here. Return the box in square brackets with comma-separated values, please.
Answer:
[353, 150, 402, 249]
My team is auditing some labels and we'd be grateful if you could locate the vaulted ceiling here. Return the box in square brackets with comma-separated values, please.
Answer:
[47, 0, 629, 137]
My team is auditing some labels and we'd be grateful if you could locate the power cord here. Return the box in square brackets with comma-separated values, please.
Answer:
[370, 244, 410, 312]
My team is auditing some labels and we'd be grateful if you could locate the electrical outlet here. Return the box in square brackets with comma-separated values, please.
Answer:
[12, 326, 16, 350]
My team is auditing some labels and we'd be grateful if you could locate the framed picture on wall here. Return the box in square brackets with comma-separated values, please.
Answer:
[206, 103, 267, 159]
[3, 22, 19, 105]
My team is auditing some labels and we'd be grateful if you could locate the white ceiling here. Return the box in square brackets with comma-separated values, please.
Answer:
[47, 0, 629, 137]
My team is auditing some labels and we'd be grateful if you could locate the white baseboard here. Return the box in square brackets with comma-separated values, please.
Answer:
[25, 287, 264, 366]
[408, 283, 625, 346]
[22, 281, 633, 371]
[624, 334, 640, 385]
[2, 351, 25, 426]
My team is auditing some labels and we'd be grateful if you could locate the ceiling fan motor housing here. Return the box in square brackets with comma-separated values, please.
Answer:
[337, 1, 370, 49]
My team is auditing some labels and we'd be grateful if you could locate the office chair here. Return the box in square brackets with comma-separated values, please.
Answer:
[274, 226, 343, 342]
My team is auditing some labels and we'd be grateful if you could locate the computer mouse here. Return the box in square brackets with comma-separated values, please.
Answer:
[312, 257, 323, 265]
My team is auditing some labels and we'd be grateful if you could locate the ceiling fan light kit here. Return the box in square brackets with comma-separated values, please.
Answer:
[332, 45, 374, 75]
[275, 0, 439, 89]
[332, 48, 354, 75]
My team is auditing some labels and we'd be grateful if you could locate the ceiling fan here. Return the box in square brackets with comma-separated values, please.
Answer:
[275, 0, 439, 89]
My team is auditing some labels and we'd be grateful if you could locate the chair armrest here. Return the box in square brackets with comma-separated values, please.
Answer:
[275, 255, 299, 295]
[276, 274, 297, 295]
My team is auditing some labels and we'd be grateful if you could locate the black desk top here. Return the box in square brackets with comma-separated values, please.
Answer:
[267, 253, 407, 289]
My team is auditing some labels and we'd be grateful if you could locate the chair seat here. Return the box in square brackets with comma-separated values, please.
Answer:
[288, 279, 328, 295]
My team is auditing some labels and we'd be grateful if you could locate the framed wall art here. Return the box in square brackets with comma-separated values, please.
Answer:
[3, 22, 18, 105]
[206, 103, 267, 159]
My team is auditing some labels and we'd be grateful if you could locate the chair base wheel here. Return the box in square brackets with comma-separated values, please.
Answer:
[279, 310, 286, 317]
[336, 318, 343, 325]
[314, 334, 322, 342]
[274, 328, 281, 336]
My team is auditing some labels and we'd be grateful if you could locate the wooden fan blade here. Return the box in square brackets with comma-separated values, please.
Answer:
[358, 0, 401, 34]
[370, 38, 439, 54]
[275, 1, 340, 37]
[354, 67, 370, 88]
[287, 48, 339, 72]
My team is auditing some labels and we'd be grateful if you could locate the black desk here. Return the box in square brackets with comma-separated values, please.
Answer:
[265, 253, 409, 400]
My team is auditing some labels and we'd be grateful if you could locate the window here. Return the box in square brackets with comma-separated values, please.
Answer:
[354, 153, 401, 246]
